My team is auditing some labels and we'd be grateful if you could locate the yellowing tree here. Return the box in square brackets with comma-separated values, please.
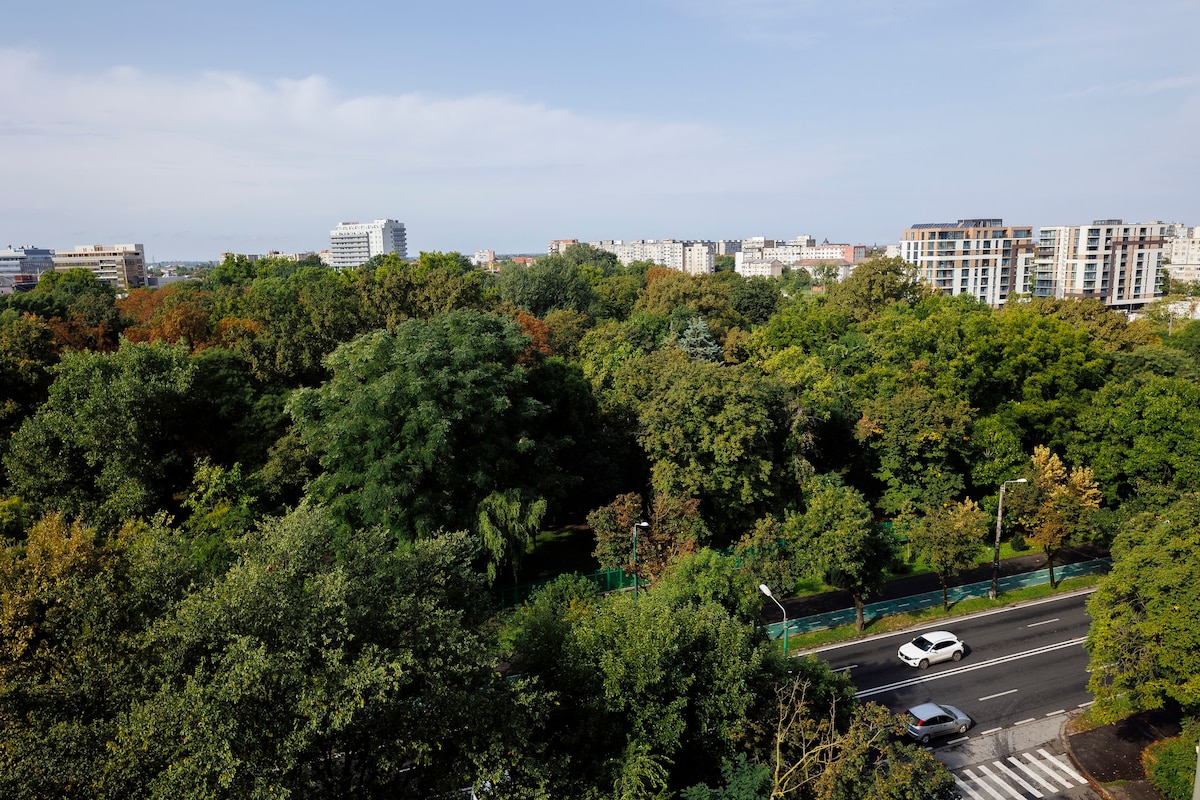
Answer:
[1019, 446, 1101, 587]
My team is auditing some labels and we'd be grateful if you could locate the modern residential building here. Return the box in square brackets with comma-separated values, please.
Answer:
[471, 249, 496, 267]
[900, 219, 1035, 307]
[0, 246, 54, 277]
[1034, 220, 1176, 311]
[52, 244, 146, 290]
[328, 219, 407, 268]
[1166, 226, 1200, 284]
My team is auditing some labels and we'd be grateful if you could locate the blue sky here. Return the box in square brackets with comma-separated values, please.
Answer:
[4, 0, 1199, 260]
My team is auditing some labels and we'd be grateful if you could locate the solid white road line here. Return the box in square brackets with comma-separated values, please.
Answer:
[979, 688, 1018, 701]
[854, 637, 1087, 698]
[1039, 749, 1085, 783]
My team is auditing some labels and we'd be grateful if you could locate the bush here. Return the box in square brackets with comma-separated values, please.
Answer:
[1144, 721, 1199, 800]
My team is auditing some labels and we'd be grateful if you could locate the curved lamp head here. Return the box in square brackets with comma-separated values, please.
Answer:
[758, 584, 773, 598]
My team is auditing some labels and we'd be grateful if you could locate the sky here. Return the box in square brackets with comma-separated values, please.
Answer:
[4, 0, 1200, 261]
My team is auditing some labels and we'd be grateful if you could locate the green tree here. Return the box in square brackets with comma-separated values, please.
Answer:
[854, 384, 974, 517]
[496, 256, 598, 317]
[637, 355, 802, 540]
[675, 316, 725, 362]
[908, 499, 988, 609]
[4, 341, 197, 527]
[1086, 496, 1200, 722]
[5, 268, 124, 351]
[500, 581, 774, 797]
[106, 508, 505, 798]
[786, 479, 893, 631]
[290, 310, 547, 542]
[824, 256, 927, 323]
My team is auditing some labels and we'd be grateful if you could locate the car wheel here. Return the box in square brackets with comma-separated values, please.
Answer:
[920, 733, 931, 744]
[918, 659, 929, 669]
[958, 723, 968, 734]
[952, 651, 962, 662]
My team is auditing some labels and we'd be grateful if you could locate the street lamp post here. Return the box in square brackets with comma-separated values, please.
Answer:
[991, 478, 1028, 600]
[759, 583, 788, 658]
[632, 521, 649, 600]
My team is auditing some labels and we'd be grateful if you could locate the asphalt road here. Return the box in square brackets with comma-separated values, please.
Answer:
[810, 591, 1095, 741]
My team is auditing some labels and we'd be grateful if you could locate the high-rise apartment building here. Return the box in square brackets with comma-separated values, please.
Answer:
[1034, 220, 1175, 311]
[52, 244, 146, 290]
[900, 219, 1035, 307]
[329, 219, 407, 268]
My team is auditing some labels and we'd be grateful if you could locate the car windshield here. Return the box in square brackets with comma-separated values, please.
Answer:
[911, 636, 933, 651]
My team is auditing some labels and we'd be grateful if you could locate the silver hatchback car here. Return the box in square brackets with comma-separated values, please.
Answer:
[905, 702, 971, 744]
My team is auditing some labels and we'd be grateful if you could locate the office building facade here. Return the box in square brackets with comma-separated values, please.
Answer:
[52, 244, 146, 290]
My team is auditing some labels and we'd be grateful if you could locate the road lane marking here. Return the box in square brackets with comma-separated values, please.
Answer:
[1024, 753, 1073, 787]
[833, 664, 857, 672]
[992, 759, 1043, 798]
[977, 764, 1026, 800]
[954, 776, 987, 800]
[1045, 709, 1065, 716]
[1026, 618, 1060, 627]
[1078, 700, 1094, 708]
[978, 727, 1003, 736]
[979, 688, 1018, 701]
[854, 637, 1087, 698]
[1008, 756, 1057, 793]
[1038, 749, 1085, 783]
[946, 735, 968, 744]
[963, 768, 1007, 800]
[1014, 718, 1036, 725]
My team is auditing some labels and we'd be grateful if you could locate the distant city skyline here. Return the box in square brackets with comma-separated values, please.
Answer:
[4, 1, 1199, 261]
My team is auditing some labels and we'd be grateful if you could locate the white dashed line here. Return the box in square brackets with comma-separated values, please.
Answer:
[979, 688, 1018, 701]
[1026, 618, 1060, 627]
[1045, 709, 1066, 716]
[1014, 717, 1036, 726]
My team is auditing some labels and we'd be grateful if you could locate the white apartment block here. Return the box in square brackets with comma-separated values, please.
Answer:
[734, 257, 785, 279]
[587, 239, 714, 274]
[52, 244, 146, 291]
[1166, 226, 1200, 284]
[901, 219, 1035, 307]
[472, 250, 496, 267]
[1034, 220, 1175, 311]
[329, 219, 407, 268]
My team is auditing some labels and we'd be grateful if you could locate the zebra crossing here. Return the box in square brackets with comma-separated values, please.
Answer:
[953, 748, 1088, 800]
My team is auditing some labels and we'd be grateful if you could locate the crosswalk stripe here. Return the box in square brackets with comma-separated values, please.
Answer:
[1007, 756, 1058, 794]
[976, 764, 1027, 800]
[955, 776, 988, 800]
[1023, 753, 1075, 788]
[1037, 749, 1085, 783]
[991, 759, 1043, 798]
[963, 768, 1009, 800]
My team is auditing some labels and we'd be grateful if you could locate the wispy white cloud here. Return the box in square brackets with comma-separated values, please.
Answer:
[1068, 75, 1200, 98]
